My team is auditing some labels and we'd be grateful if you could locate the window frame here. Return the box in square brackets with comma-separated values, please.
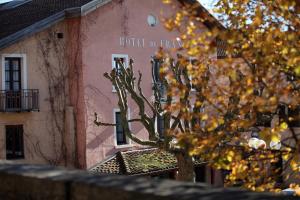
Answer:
[113, 108, 131, 148]
[5, 57, 22, 91]
[1, 54, 27, 91]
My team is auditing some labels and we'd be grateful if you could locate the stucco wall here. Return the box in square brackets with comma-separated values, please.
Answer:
[80, 0, 196, 167]
[0, 21, 74, 166]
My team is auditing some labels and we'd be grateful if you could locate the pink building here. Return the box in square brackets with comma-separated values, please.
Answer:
[0, 0, 225, 184]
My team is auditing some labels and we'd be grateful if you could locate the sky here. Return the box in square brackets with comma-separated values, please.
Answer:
[0, 0, 12, 3]
[198, 0, 215, 10]
[198, 0, 219, 19]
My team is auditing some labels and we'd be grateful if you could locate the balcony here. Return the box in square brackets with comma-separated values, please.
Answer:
[0, 89, 39, 112]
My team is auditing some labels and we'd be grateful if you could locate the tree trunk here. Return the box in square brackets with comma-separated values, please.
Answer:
[175, 152, 195, 182]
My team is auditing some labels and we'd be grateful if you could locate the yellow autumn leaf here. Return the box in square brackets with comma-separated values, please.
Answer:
[282, 153, 290, 161]
[281, 47, 289, 55]
[218, 118, 225, 125]
[290, 159, 299, 171]
[294, 66, 300, 76]
[270, 134, 280, 143]
[201, 114, 208, 120]
[227, 151, 235, 162]
[280, 122, 288, 130]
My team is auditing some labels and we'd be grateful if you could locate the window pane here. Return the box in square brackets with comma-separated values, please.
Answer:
[12, 60, 20, 70]
[6, 131, 13, 152]
[5, 82, 10, 90]
[13, 82, 20, 90]
[13, 71, 19, 81]
[5, 71, 10, 81]
[288, 106, 300, 127]
[6, 125, 24, 159]
[115, 112, 127, 145]
[4, 58, 22, 91]
[116, 123, 123, 132]
[157, 115, 165, 137]
[114, 57, 125, 64]
[5, 60, 9, 70]
[115, 63, 120, 75]
[15, 128, 23, 153]
[116, 112, 121, 123]
[116, 112, 122, 132]
[152, 59, 161, 82]
[117, 133, 125, 142]
[114, 57, 126, 76]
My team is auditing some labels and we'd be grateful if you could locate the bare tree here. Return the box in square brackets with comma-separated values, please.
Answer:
[94, 55, 199, 181]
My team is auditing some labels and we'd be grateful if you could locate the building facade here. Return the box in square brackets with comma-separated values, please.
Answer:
[0, 0, 212, 164]
[0, 0, 227, 185]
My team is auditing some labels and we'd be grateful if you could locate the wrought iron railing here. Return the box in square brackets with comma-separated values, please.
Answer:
[0, 89, 39, 112]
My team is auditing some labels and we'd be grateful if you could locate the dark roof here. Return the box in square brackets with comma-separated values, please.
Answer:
[120, 148, 178, 175]
[0, 0, 104, 49]
[89, 148, 205, 176]
[0, 0, 224, 50]
[0, 0, 92, 40]
[90, 154, 121, 174]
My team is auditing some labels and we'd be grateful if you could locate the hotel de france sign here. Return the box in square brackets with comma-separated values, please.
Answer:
[119, 36, 183, 49]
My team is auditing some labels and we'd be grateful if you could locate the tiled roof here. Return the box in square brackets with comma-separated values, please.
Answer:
[120, 148, 177, 175]
[0, 0, 92, 41]
[90, 155, 121, 174]
[0, 0, 224, 50]
[90, 148, 205, 176]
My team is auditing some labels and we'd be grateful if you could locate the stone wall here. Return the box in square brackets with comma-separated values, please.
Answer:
[0, 161, 297, 200]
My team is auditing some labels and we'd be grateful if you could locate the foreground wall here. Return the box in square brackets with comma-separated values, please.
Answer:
[0, 161, 296, 200]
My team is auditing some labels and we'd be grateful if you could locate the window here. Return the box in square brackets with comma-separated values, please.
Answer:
[191, 106, 206, 132]
[2, 54, 27, 91]
[6, 125, 24, 159]
[114, 57, 125, 75]
[4, 57, 22, 110]
[288, 106, 300, 127]
[152, 58, 166, 101]
[278, 104, 300, 127]
[156, 115, 165, 138]
[195, 165, 206, 183]
[112, 54, 128, 92]
[112, 54, 128, 75]
[255, 112, 272, 127]
[115, 111, 128, 145]
[152, 58, 162, 83]
[5, 57, 21, 91]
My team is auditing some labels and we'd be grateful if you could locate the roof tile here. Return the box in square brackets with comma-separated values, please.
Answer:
[0, 0, 92, 40]
[90, 148, 205, 176]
